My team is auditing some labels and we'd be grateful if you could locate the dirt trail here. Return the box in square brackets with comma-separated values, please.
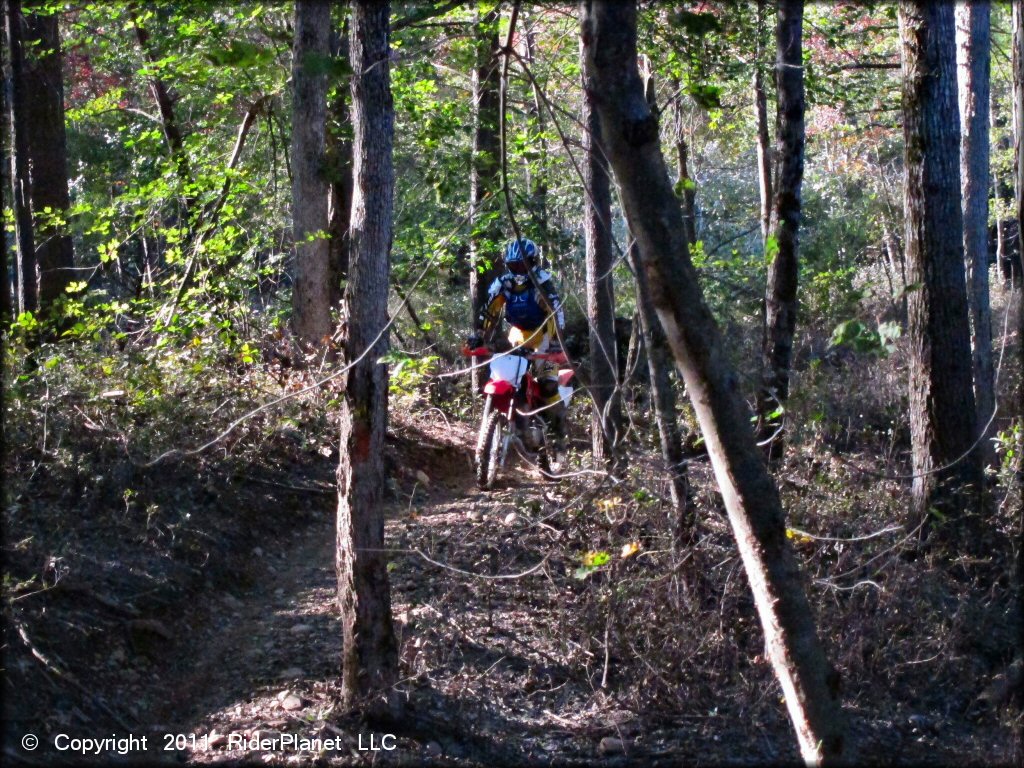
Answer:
[131, 410, 748, 767]
[141, 412, 589, 765]
[156, 517, 340, 758]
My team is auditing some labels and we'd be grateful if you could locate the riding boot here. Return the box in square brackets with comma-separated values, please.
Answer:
[544, 397, 568, 467]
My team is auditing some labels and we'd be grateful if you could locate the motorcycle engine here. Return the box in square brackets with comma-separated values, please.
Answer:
[523, 424, 544, 451]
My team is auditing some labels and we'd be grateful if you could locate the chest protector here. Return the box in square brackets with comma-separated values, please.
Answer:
[501, 279, 548, 330]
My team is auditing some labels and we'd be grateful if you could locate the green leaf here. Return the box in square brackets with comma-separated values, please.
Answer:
[673, 177, 697, 198]
[582, 550, 611, 568]
[378, 349, 414, 366]
[686, 82, 722, 109]
[14, 312, 38, 331]
[205, 40, 270, 68]
[829, 319, 866, 348]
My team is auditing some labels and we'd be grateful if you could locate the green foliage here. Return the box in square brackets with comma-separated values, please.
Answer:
[828, 318, 901, 356]
[993, 423, 1023, 481]
[689, 239, 765, 324]
[574, 550, 610, 580]
[686, 82, 723, 110]
[380, 350, 440, 399]
[206, 40, 275, 69]
[47, 2, 292, 354]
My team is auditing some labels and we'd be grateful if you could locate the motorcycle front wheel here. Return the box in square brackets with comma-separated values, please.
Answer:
[476, 407, 504, 489]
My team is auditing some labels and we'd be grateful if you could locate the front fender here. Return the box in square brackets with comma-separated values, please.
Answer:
[484, 380, 515, 414]
[484, 379, 515, 397]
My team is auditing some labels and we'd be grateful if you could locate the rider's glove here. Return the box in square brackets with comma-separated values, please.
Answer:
[466, 334, 483, 350]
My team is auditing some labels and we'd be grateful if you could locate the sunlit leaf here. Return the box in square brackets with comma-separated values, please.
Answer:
[620, 542, 641, 559]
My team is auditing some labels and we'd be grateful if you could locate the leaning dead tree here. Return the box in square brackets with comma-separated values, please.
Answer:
[581, 2, 846, 763]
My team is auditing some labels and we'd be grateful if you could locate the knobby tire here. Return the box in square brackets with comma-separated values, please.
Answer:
[476, 407, 504, 489]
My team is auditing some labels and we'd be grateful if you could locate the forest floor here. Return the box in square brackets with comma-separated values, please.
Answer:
[3, 360, 1022, 766]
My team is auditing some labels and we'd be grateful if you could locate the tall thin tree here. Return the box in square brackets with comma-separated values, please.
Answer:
[582, 53, 621, 465]
[1014, 0, 1024, 436]
[992, 119, 1020, 285]
[23, 8, 74, 309]
[5, 0, 37, 315]
[0, 15, 7, 324]
[337, 0, 399, 709]
[671, 79, 698, 247]
[129, 4, 192, 218]
[758, 0, 805, 457]
[327, 16, 353, 311]
[1014, 4, 1024, 756]
[955, 0, 995, 468]
[523, 19, 550, 250]
[899, 0, 983, 535]
[291, 0, 332, 349]
[581, 3, 846, 762]
[753, 0, 773, 244]
[627, 242, 693, 545]
[469, 4, 501, 391]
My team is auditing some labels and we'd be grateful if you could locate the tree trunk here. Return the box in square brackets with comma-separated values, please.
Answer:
[758, 0, 805, 459]
[671, 79, 697, 247]
[5, 0, 37, 315]
[622, 310, 646, 389]
[1014, 6, 1024, 759]
[0, 18, 7, 323]
[290, 0, 333, 349]
[754, 0, 773, 244]
[992, 75, 1020, 286]
[469, 4, 501, 391]
[580, 4, 846, 762]
[582, 54, 621, 465]
[337, 0, 398, 710]
[524, 22, 549, 253]
[1014, 1, 1024, 453]
[884, 225, 908, 320]
[327, 19, 353, 311]
[628, 241, 693, 545]
[991, 99, 1019, 284]
[23, 9, 74, 311]
[899, 0, 983, 535]
[995, 192, 1021, 283]
[129, 5, 192, 219]
[955, 0, 995, 468]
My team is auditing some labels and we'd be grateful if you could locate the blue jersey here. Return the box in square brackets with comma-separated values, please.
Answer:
[480, 269, 564, 334]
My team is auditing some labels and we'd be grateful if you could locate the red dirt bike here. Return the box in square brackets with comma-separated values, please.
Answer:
[463, 345, 575, 489]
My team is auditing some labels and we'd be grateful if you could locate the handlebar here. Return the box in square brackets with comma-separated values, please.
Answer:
[461, 345, 569, 364]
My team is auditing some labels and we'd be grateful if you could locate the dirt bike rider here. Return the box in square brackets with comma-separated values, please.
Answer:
[466, 237, 568, 455]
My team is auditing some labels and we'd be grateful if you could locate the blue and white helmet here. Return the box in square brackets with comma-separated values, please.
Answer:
[503, 238, 537, 267]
